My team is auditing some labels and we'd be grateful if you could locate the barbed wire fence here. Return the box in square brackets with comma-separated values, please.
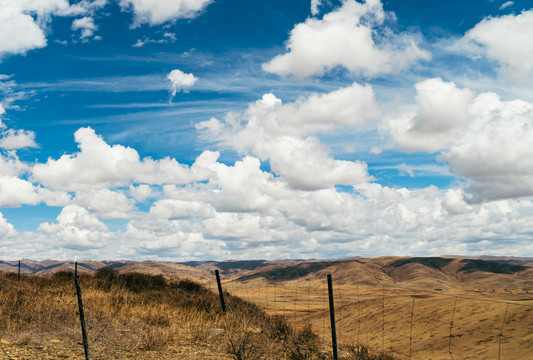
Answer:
[215, 274, 533, 360]
[74, 262, 122, 360]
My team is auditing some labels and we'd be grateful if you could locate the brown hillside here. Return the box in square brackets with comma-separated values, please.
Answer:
[117, 261, 213, 283]
[233, 256, 533, 292]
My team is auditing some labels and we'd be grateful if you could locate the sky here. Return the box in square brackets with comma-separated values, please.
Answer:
[1, 0, 533, 261]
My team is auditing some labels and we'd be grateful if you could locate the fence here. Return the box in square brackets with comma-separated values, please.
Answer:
[214, 273, 533, 360]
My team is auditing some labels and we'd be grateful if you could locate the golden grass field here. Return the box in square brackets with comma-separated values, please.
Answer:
[220, 280, 533, 360]
[216, 257, 533, 360]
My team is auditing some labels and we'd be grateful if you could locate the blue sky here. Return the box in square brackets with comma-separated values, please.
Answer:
[1, 0, 533, 261]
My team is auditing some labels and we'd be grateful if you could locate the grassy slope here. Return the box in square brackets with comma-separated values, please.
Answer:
[0, 271, 389, 360]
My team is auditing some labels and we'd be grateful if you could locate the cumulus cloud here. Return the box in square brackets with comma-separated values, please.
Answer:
[0, 6, 46, 56]
[0, 175, 40, 207]
[0, 104, 38, 149]
[58, 0, 108, 16]
[119, 0, 212, 26]
[383, 78, 474, 152]
[384, 78, 533, 202]
[2, 120, 532, 259]
[440, 92, 533, 202]
[124, 218, 228, 258]
[311, 0, 323, 15]
[198, 84, 378, 189]
[0, 151, 28, 176]
[0, 0, 71, 57]
[149, 199, 215, 220]
[32, 127, 211, 191]
[464, 10, 533, 84]
[129, 184, 152, 202]
[0, 211, 17, 238]
[0, 151, 69, 207]
[0, 1, 108, 57]
[74, 188, 135, 219]
[0, 128, 38, 149]
[263, 0, 430, 78]
[167, 69, 197, 98]
[127, 161, 533, 259]
[71, 16, 98, 40]
[38, 205, 111, 250]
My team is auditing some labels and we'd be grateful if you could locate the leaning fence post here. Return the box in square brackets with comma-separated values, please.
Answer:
[74, 262, 91, 360]
[215, 270, 226, 312]
[327, 274, 338, 360]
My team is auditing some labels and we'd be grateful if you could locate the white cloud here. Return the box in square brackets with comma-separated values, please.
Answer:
[32, 127, 211, 191]
[38, 205, 111, 250]
[440, 92, 533, 202]
[0, 103, 38, 149]
[0, 128, 38, 149]
[263, 0, 430, 78]
[131, 33, 176, 47]
[0, 211, 17, 238]
[181, 153, 288, 213]
[198, 84, 378, 190]
[0, 0, 70, 57]
[398, 163, 414, 177]
[499, 1, 514, 11]
[58, 0, 107, 16]
[74, 188, 135, 219]
[129, 184, 152, 202]
[245, 83, 379, 137]
[383, 78, 474, 152]
[71, 16, 98, 40]
[149, 199, 215, 220]
[0, 151, 70, 207]
[119, 0, 212, 26]
[369, 146, 382, 154]
[0, 151, 28, 176]
[0, 0, 108, 57]
[311, 0, 323, 16]
[0, 5, 47, 56]
[132, 167, 533, 259]
[167, 69, 197, 97]
[0, 175, 40, 207]
[37, 187, 72, 207]
[464, 10, 533, 84]
[384, 78, 533, 202]
[124, 218, 228, 259]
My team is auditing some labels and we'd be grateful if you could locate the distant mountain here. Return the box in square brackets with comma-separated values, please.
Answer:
[441, 255, 533, 267]
[1, 256, 531, 291]
[233, 256, 533, 291]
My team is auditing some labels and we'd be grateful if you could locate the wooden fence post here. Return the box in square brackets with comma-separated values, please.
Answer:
[215, 270, 226, 312]
[328, 274, 338, 360]
[74, 262, 91, 360]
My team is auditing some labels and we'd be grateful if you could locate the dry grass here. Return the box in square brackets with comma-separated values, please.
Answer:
[223, 279, 533, 360]
[0, 270, 391, 359]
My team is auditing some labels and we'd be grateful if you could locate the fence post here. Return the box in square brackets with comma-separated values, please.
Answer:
[74, 262, 91, 360]
[215, 270, 226, 312]
[327, 274, 338, 360]
[18, 260, 21, 281]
